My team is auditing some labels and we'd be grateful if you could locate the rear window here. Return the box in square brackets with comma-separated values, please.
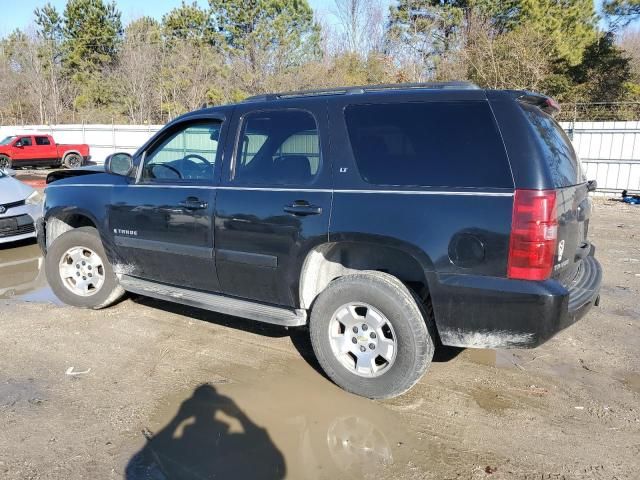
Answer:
[520, 103, 583, 187]
[344, 101, 513, 188]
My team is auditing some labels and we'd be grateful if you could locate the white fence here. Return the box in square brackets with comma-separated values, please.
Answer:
[561, 121, 640, 194]
[2, 121, 639, 194]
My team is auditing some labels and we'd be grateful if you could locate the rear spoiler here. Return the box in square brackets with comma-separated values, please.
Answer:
[516, 91, 561, 116]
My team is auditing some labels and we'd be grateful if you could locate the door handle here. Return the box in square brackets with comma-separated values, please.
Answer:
[284, 201, 322, 216]
[178, 197, 208, 210]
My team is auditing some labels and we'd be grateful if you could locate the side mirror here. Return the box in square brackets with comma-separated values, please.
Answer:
[105, 152, 134, 177]
[5, 168, 16, 177]
[587, 179, 597, 192]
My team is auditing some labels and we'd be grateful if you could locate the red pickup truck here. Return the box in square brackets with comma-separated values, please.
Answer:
[0, 134, 90, 169]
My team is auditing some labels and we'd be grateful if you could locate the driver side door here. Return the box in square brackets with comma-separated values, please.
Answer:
[109, 118, 224, 292]
[11, 136, 35, 162]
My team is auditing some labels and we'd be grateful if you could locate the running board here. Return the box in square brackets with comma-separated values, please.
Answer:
[118, 275, 307, 327]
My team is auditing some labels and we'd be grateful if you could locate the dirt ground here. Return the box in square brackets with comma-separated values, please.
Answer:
[0, 197, 638, 480]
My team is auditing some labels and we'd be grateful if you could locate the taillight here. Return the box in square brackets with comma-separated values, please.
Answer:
[507, 189, 558, 281]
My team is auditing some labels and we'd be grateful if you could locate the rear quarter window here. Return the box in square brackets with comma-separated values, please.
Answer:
[344, 101, 513, 188]
[519, 103, 583, 187]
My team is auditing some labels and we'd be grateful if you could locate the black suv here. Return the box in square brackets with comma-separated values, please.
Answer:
[39, 82, 602, 399]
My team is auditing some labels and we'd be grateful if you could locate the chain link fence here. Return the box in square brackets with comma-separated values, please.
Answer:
[558, 102, 640, 123]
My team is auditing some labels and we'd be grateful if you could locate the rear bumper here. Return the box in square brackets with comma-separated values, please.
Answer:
[433, 254, 602, 349]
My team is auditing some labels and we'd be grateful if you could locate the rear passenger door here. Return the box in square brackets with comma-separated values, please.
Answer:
[215, 101, 332, 307]
[34, 136, 57, 164]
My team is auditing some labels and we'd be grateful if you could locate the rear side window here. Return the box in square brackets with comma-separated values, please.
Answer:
[234, 110, 320, 186]
[519, 103, 583, 187]
[35, 136, 50, 145]
[344, 101, 512, 188]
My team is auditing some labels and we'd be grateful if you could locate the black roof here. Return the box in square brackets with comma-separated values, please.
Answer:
[188, 82, 557, 119]
[242, 81, 479, 103]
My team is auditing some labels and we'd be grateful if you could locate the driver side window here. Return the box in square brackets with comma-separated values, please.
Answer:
[141, 121, 221, 183]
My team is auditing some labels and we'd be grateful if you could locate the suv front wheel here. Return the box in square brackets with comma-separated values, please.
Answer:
[45, 226, 125, 309]
[309, 271, 435, 399]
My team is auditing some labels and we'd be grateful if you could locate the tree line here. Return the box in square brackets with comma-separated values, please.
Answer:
[0, 0, 639, 125]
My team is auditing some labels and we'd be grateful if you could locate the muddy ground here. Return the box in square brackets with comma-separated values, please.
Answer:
[0, 193, 638, 479]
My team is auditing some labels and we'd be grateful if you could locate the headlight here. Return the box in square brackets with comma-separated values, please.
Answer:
[25, 191, 43, 205]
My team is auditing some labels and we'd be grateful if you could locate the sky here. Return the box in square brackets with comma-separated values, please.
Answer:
[0, 0, 634, 37]
[0, 0, 351, 35]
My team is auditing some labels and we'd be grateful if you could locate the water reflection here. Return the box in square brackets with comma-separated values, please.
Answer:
[125, 363, 406, 480]
[0, 239, 50, 300]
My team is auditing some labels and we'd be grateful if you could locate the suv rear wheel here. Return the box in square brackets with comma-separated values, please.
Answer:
[309, 271, 435, 399]
[46, 227, 125, 309]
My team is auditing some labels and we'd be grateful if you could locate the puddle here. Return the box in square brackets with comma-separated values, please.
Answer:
[621, 373, 640, 394]
[0, 378, 47, 409]
[612, 307, 640, 319]
[123, 362, 436, 480]
[464, 348, 532, 369]
[471, 386, 513, 412]
[0, 240, 61, 304]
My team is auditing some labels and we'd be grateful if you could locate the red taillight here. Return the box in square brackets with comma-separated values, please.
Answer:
[507, 189, 558, 281]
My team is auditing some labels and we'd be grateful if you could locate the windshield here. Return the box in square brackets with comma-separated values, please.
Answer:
[0, 136, 16, 145]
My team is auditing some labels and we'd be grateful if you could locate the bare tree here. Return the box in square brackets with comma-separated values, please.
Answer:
[462, 13, 554, 91]
[619, 28, 640, 82]
[332, 0, 386, 55]
[114, 32, 161, 123]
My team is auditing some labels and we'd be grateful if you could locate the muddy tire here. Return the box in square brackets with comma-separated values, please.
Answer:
[63, 153, 83, 169]
[309, 271, 435, 399]
[0, 155, 11, 169]
[46, 227, 125, 309]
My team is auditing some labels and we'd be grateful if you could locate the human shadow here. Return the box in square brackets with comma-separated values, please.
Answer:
[125, 384, 286, 480]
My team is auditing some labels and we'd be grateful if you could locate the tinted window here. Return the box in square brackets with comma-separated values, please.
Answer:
[345, 102, 512, 188]
[142, 122, 220, 182]
[35, 136, 50, 145]
[234, 110, 320, 185]
[19, 137, 32, 147]
[520, 103, 583, 187]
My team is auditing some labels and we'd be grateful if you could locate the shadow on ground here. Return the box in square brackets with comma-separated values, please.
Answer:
[132, 295, 464, 380]
[125, 384, 286, 480]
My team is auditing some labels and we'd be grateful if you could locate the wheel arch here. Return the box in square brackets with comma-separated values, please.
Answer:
[62, 149, 82, 159]
[45, 208, 100, 249]
[298, 239, 435, 311]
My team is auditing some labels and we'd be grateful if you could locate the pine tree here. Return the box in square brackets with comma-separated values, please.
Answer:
[209, 0, 320, 74]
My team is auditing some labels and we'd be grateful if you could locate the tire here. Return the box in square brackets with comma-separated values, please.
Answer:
[0, 155, 11, 169]
[63, 153, 83, 169]
[309, 271, 435, 399]
[45, 226, 125, 309]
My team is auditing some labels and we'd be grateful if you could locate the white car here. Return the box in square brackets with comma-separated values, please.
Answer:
[0, 169, 43, 244]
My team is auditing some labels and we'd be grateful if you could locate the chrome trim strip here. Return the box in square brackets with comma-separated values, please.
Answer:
[334, 189, 513, 196]
[47, 184, 514, 196]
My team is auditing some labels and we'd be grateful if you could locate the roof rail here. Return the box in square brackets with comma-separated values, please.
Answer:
[243, 81, 479, 103]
